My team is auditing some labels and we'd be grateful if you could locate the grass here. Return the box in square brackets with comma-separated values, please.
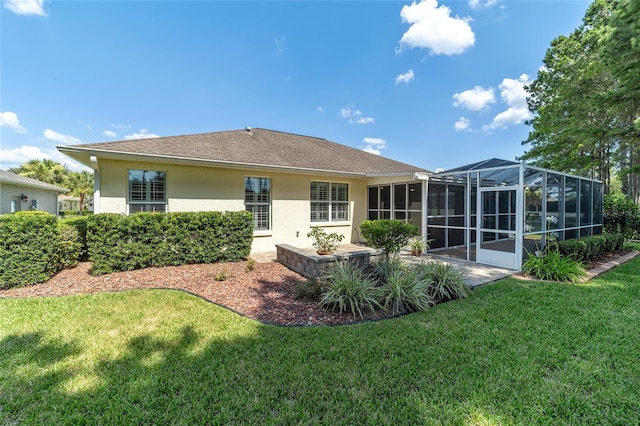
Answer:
[1, 254, 640, 425]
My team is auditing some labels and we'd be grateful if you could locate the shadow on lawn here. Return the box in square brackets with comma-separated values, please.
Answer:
[2, 260, 639, 424]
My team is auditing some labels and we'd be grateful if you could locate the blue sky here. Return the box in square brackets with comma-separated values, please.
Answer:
[1, 0, 590, 173]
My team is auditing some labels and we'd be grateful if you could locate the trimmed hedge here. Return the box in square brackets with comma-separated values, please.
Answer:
[0, 212, 61, 289]
[87, 211, 253, 275]
[57, 223, 82, 269]
[557, 233, 624, 263]
[59, 216, 89, 260]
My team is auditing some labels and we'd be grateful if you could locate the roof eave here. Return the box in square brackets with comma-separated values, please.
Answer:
[0, 179, 68, 192]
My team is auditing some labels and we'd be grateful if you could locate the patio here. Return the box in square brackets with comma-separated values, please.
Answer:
[252, 243, 516, 288]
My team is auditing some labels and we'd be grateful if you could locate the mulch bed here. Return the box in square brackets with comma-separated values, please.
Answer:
[3, 252, 636, 326]
[0, 260, 396, 326]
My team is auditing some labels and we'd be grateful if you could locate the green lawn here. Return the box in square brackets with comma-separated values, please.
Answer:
[2, 256, 639, 425]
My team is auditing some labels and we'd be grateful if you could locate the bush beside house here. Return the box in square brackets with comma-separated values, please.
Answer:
[1, 210, 253, 288]
[0, 212, 62, 289]
[556, 233, 624, 263]
[87, 211, 253, 275]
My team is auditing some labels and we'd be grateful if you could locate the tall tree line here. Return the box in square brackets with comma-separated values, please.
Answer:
[521, 0, 640, 202]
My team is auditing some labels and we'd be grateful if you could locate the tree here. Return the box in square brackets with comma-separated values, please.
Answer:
[521, 0, 639, 201]
[360, 219, 418, 269]
[64, 170, 94, 212]
[9, 159, 69, 185]
[602, 0, 640, 203]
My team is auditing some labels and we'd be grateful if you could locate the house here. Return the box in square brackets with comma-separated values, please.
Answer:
[57, 128, 430, 253]
[58, 194, 93, 214]
[58, 195, 81, 212]
[0, 170, 68, 215]
[57, 128, 604, 270]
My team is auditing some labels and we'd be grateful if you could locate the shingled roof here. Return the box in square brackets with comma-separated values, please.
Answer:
[58, 128, 429, 176]
[0, 170, 68, 192]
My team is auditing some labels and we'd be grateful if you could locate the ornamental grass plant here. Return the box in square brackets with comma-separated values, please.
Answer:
[523, 248, 587, 283]
[415, 260, 469, 302]
[318, 261, 381, 318]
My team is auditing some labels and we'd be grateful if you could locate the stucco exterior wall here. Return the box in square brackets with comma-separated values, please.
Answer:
[96, 159, 369, 253]
[0, 183, 60, 215]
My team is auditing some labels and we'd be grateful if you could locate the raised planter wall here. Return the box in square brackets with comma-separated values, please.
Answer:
[276, 244, 383, 279]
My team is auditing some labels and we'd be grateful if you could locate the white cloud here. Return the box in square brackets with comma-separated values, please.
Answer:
[0, 111, 27, 133]
[397, 0, 475, 56]
[484, 74, 532, 130]
[395, 69, 415, 84]
[468, 0, 498, 10]
[454, 117, 471, 131]
[44, 129, 81, 144]
[317, 106, 324, 113]
[3, 0, 46, 16]
[340, 108, 374, 125]
[453, 86, 495, 111]
[362, 137, 386, 155]
[0, 145, 88, 171]
[435, 167, 445, 173]
[124, 129, 160, 140]
[102, 130, 117, 137]
[363, 146, 382, 155]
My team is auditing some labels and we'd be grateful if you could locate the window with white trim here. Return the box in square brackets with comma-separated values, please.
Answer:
[310, 181, 349, 222]
[245, 177, 271, 231]
[128, 170, 167, 213]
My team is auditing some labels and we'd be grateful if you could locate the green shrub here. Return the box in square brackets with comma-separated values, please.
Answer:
[295, 279, 323, 301]
[558, 233, 625, 263]
[360, 219, 418, 267]
[379, 266, 433, 314]
[60, 216, 89, 260]
[0, 212, 61, 289]
[415, 261, 469, 302]
[557, 239, 590, 262]
[57, 223, 82, 269]
[87, 211, 253, 275]
[523, 248, 587, 283]
[603, 193, 640, 239]
[602, 233, 624, 253]
[318, 261, 381, 318]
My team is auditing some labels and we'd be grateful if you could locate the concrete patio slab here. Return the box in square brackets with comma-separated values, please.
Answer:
[252, 244, 517, 287]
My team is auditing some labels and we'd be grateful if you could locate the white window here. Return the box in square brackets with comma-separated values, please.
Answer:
[245, 177, 271, 231]
[128, 170, 167, 213]
[310, 182, 349, 223]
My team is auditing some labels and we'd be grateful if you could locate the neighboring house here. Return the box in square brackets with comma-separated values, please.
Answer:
[58, 195, 81, 212]
[58, 128, 430, 253]
[0, 170, 68, 215]
[58, 195, 94, 213]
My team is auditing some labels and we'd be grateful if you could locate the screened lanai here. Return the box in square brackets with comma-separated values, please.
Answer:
[426, 158, 603, 270]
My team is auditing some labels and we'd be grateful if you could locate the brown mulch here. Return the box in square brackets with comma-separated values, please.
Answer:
[0, 261, 395, 326]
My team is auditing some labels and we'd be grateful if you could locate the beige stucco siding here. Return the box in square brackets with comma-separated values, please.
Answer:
[96, 159, 369, 253]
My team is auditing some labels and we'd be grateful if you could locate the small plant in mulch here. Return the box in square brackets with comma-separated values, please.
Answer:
[245, 259, 256, 272]
[214, 269, 228, 281]
[295, 279, 323, 301]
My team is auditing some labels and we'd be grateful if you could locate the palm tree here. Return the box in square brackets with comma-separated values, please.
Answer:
[10, 159, 69, 185]
[64, 170, 94, 212]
